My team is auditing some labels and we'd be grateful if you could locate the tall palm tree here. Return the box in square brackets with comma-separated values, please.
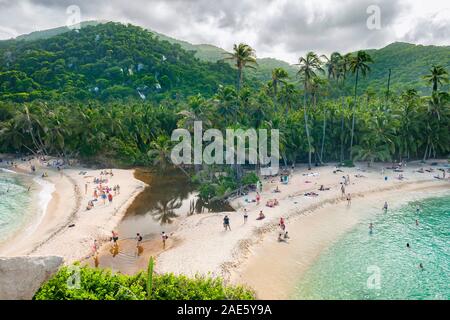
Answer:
[213, 85, 238, 125]
[325, 52, 343, 83]
[338, 53, 352, 163]
[279, 83, 297, 115]
[271, 67, 289, 97]
[224, 43, 258, 92]
[348, 50, 373, 160]
[296, 51, 324, 169]
[423, 65, 448, 93]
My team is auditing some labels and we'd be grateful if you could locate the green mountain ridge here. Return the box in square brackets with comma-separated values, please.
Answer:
[0, 22, 238, 102]
[0, 21, 448, 103]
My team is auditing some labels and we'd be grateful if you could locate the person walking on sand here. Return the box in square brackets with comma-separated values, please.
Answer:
[256, 192, 261, 205]
[346, 193, 352, 205]
[108, 192, 113, 204]
[161, 232, 168, 249]
[341, 184, 346, 198]
[136, 233, 143, 247]
[279, 217, 286, 230]
[347, 174, 350, 185]
[92, 239, 99, 255]
[243, 209, 248, 223]
[101, 191, 107, 205]
[223, 215, 231, 231]
[111, 231, 119, 244]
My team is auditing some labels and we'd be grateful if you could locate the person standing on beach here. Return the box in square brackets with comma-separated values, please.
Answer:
[92, 239, 99, 255]
[136, 233, 143, 247]
[256, 192, 261, 205]
[243, 209, 248, 223]
[161, 232, 168, 249]
[346, 193, 352, 205]
[369, 223, 373, 234]
[223, 215, 231, 231]
[416, 219, 419, 226]
[85, 183, 88, 195]
[383, 201, 388, 211]
[279, 217, 286, 231]
[341, 184, 346, 198]
[111, 231, 119, 244]
[108, 192, 113, 204]
[347, 174, 350, 185]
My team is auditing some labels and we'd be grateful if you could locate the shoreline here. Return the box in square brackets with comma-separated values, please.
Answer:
[152, 161, 450, 295]
[232, 183, 450, 299]
[1, 157, 449, 299]
[0, 157, 147, 264]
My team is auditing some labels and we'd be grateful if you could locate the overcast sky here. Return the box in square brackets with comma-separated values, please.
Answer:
[0, 0, 448, 63]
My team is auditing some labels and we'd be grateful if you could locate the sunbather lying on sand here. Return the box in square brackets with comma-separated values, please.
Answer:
[318, 185, 330, 191]
[303, 172, 319, 177]
[266, 199, 279, 207]
[304, 192, 319, 197]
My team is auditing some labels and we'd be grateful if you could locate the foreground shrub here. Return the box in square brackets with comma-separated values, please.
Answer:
[33, 264, 255, 300]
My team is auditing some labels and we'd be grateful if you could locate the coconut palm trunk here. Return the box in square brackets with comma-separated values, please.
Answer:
[349, 68, 359, 159]
[303, 88, 312, 169]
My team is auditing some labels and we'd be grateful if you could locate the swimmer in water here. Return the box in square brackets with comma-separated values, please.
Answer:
[419, 263, 424, 270]
[406, 243, 410, 248]
[416, 219, 419, 226]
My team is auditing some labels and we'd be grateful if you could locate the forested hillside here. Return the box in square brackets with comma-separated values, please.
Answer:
[356, 42, 450, 95]
[0, 22, 238, 102]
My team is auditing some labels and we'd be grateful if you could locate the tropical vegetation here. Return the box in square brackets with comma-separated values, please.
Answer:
[0, 22, 449, 200]
[34, 262, 255, 300]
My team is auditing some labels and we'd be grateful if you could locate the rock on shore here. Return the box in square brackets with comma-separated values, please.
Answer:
[0, 256, 63, 299]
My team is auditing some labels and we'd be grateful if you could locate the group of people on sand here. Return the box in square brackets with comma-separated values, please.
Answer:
[278, 217, 289, 242]
[91, 229, 170, 266]
[85, 171, 121, 210]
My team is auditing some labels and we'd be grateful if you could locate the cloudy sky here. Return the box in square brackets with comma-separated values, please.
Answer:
[0, 0, 448, 63]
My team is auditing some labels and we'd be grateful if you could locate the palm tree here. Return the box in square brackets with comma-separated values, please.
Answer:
[423, 65, 448, 93]
[271, 67, 289, 98]
[279, 83, 297, 115]
[338, 53, 352, 163]
[325, 52, 343, 83]
[348, 50, 373, 160]
[147, 135, 190, 177]
[213, 85, 238, 125]
[296, 51, 324, 169]
[224, 43, 258, 92]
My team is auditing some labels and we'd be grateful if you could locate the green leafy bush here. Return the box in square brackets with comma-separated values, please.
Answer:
[33, 263, 255, 300]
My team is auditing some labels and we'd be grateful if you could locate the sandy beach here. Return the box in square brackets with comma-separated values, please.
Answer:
[152, 161, 450, 298]
[1, 157, 449, 299]
[0, 157, 146, 263]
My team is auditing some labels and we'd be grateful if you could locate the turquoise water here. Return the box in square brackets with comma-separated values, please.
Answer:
[0, 172, 34, 243]
[293, 196, 450, 300]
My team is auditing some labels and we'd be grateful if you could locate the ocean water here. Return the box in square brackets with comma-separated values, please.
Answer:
[293, 196, 450, 300]
[0, 171, 34, 244]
